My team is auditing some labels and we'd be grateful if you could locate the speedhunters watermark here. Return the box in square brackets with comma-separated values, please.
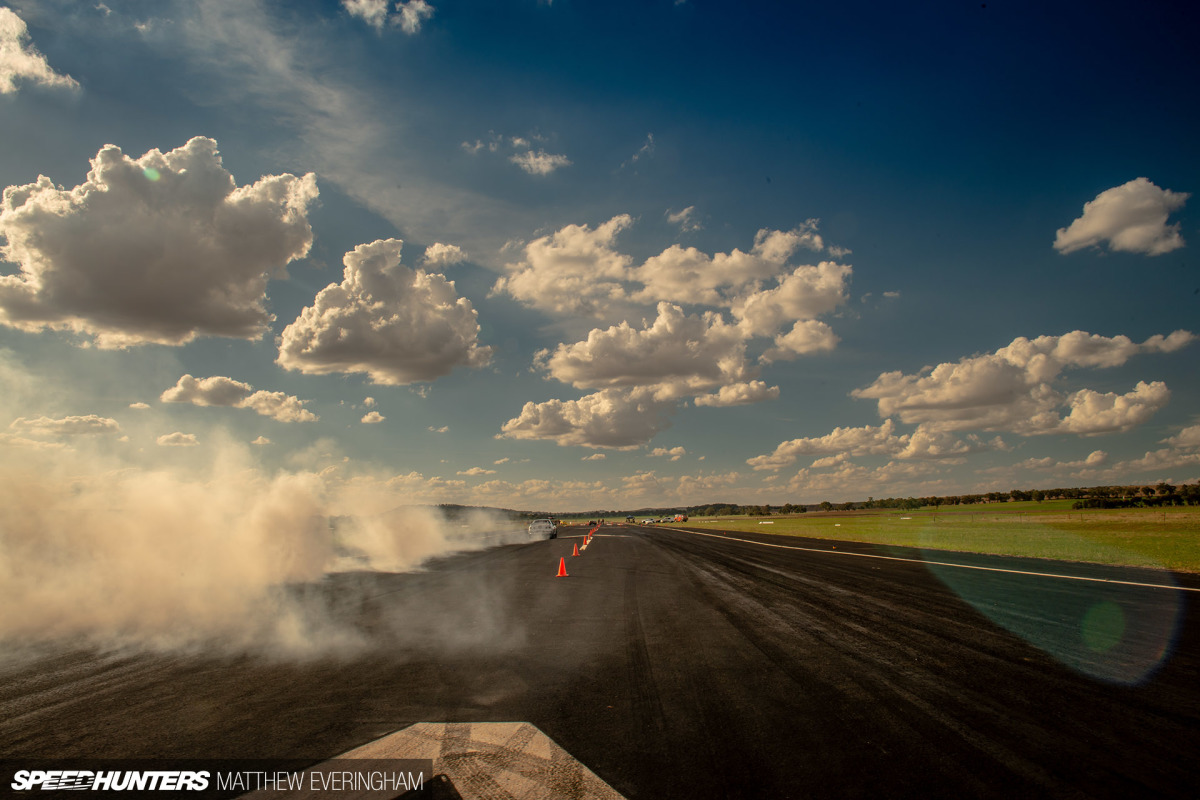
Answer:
[2, 760, 434, 798]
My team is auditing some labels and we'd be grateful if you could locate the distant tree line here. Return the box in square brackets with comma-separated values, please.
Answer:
[551, 482, 1200, 519]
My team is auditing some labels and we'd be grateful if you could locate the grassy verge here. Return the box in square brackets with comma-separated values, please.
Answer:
[684, 505, 1200, 572]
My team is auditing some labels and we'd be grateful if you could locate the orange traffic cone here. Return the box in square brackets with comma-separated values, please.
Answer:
[572, 542, 580, 557]
[556, 557, 568, 577]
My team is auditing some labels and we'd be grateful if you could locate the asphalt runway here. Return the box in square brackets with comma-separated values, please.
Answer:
[3, 524, 1199, 798]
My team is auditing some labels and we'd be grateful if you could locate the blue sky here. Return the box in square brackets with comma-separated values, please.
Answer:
[1, 0, 1198, 512]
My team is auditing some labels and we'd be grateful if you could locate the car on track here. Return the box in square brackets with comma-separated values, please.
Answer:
[527, 519, 557, 539]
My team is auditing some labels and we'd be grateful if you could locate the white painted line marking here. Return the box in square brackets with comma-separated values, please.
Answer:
[672, 528, 1197, 592]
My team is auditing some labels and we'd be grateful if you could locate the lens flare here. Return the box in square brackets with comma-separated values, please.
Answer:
[914, 524, 1182, 685]
[1082, 601, 1126, 653]
[142, 167, 160, 181]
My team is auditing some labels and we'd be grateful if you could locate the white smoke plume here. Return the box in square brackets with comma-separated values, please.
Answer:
[0, 443, 528, 661]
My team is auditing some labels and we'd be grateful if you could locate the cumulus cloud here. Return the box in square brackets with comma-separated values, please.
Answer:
[342, 0, 389, 28]
[157, 432, 198, 447]
[423, 243, 467, 267]
[852, 330, 1194, 434]
[342, 0, 433, 33]
[760, 320, 839, 361]
[1018, 450, 1109, 471]
[693, 380, 780, 407]
[1164, 424, 1200, 450]
[1054, 178, 1190, 256]
[129, 402, 151, 410]
[582, 453, 606, 461]
[509, 150, 572, 175]
[160, 375, 318, 423]
[0, 137, 318, 347]
[498, 387, 675, 449]
[0, 7, 79, 94]
[648, 446, 686, 461]
[491, 215, 634, 316]
[675, 470, 739, 501]
[9, 415, 120, 437]
[495, 216, 853, 449]
[1106, 447, 1200, 476]
[456, 466, 496, 476]
[732, 261, 851, 338]
[277, 238, 492, 385]
[783, 459, 944, 501]
[251, 436, 271, 446]
[492, 216, 849, 332]
[747, 419, 1005, 471]
[361, 411, 385, 424]
[666, 206, 702, 233]
[1056, 382, 1170, 436]
[395, 0, 435, 34]
[536, 302, 752, 399]
[633, 222, 825, 307]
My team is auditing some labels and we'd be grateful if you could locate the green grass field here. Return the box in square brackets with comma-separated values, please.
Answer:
[684, 504, 1200, 572]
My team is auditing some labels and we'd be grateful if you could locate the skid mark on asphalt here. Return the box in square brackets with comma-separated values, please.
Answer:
[674, 528, 1194, 592]
[622, 572, 667, 757]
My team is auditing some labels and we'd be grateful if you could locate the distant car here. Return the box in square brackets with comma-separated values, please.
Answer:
[528, 519, 557, 539]
[641, 519, 654, 524]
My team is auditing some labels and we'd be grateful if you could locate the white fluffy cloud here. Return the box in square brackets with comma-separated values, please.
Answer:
[648, 446, 686, 461]
[693, 380, 780, 407]
[731, 261, 851, 337]
[1056, 381, 1170, 436]
[395, 0, 435, 33]
[491, 216, 849, 328]
[666, 206, 702, 233]
[1054, 178, 1190, 256]
[342, 0, 389, 28]
[783, 459, 944, 501]
[495, 216, 852, 448]
[277, 238, 492, 385]
[157, 432, 198, 447]
[633, 223, 825, 307]
[9, 415, 120, 437]
[0, 7, 78, 94]
[160, 375, 318, 423]
[491, 215, 634, 315]
[747, 419, 1004, 471]
[1017, 450, 1109, 471]
[852, 330, 1193, 434]
[498, 387, 675, 449]
[536, 303, 753, 399]
[760, 320, 839, 362]
[342, 0, 433, 33]
[1164, 424, 1200, 450]
[423, 243, 467, 267]
[0, 137, 318, 347]
[510, 150, 572, 176]
[456, 466, 496, 476]
[361, 411, 385, 424]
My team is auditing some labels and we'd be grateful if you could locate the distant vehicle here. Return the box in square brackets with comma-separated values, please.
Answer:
[674, 514, 688, 522]
[528, 519, 557, 539]
[642, 519, 655, 524]
[625, 516, 635, 523]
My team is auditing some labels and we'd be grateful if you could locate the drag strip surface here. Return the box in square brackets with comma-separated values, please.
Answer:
[2, 525, 1198, 798]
